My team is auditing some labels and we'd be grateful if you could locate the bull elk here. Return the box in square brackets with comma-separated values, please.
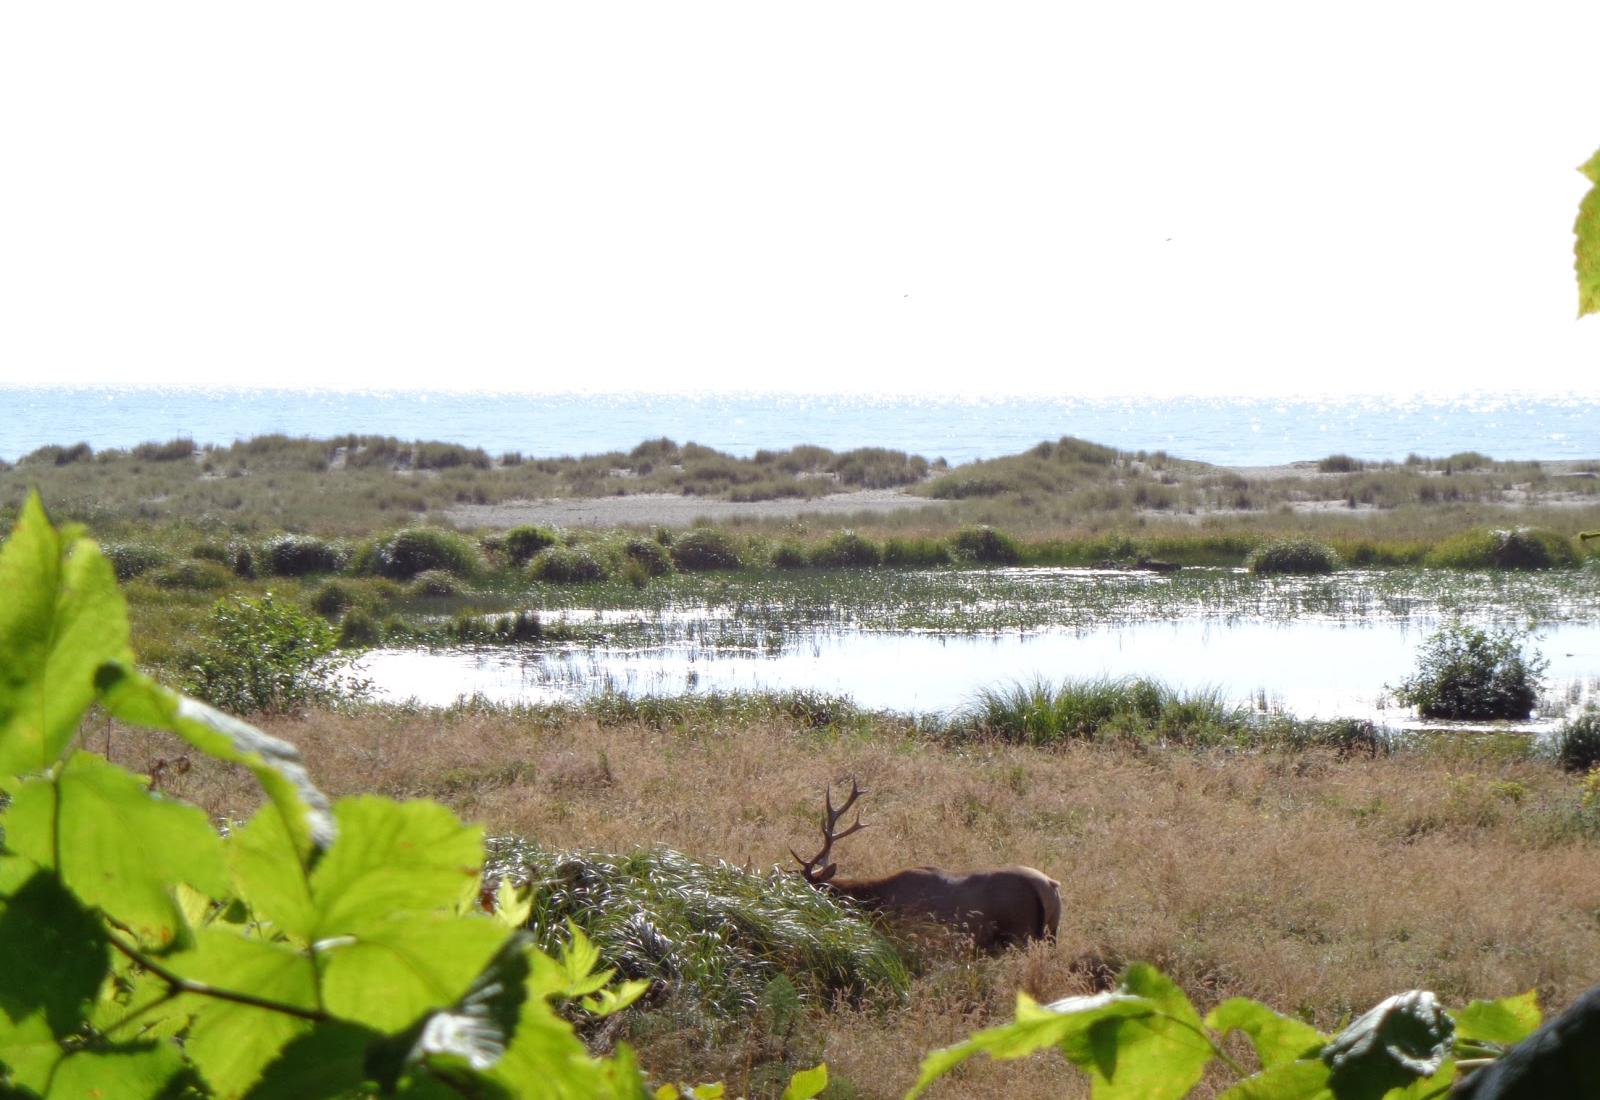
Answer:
[791, 778, 1061, 950]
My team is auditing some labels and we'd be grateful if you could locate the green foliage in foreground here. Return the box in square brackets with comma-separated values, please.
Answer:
[1390, 622, 1547, 721]
[1578, 147, 1600, 316]
[0, 494, 1582, 1098]
[1246, 538, 1341, 575]
[907, 964, 1550, 1100]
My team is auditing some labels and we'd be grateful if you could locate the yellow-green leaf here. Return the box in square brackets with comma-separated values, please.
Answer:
[1454, 991, 1540, 1047]
[1578, 149, 1600, 316]
[96, 663, 334, 862]
[781, 1063, 828, 1100]
[1207, 998, 1325, 1069]
[318, 912, 508, 1032]
[4, 752, 227, 947]
[0, 492, 131, 779]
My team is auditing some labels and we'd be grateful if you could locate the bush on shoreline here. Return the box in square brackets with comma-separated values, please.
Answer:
[1245, 538, 1341, 575]
[1390, 622, 1546, 720]
[1425, 527, 1577, 570]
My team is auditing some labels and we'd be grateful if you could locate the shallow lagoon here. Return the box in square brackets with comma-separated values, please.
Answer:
[357, 566, 1600, 729]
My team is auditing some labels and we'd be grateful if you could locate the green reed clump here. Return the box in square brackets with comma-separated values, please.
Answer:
[131, 436, 196, 461]
[504, 523, 560, 565]
[261, 533, 348, 576]
[881, 536, 953, 567]
[770, 540, 810, 569]
[1317, 453, 1365, 473]
[672, 529, 743, 571]
[580, 689, 861, 732]
[337, 606, 382, 648]
[309, 579, 359, 617]
[951, 524, 1022, 565]
[622, 536, 674, 577]
[451, 610, 543, 644]
[370, 526, 481, 579]
[963, 676, 1245, 745]
[150, 559, 234, 592]
[529, 546, 609, 584]
[1553, 710, 1600, 772]
[808, 530, 882, 568]
[485, 840, 907, 1022]
[103, 541, 172, 580]
[408, 569, 463, 597]
[1425, 527, 1577, 570]
[1245, 538, 1341, 575]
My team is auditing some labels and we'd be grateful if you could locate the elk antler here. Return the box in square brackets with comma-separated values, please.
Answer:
[791, 776, 869, 884]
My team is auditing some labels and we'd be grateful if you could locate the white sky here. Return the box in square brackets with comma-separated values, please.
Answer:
[2, 4, 1598, 398]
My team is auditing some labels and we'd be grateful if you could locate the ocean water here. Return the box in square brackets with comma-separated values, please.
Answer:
[2, 387, 1597, 468]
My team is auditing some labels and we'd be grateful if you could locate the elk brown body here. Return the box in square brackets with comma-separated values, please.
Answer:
[792, 779, 1062, 950]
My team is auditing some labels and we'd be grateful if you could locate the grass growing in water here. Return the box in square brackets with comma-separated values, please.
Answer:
[964, 677, 1245, 745]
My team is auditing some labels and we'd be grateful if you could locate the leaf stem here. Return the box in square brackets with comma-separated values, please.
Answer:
[107, 929, 330, 1024]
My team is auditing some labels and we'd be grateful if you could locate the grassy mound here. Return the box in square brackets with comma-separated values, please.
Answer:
[1245, 538, 1341, 575]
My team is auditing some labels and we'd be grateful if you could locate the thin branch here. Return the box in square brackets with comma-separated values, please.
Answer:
[107, 930, 330, 1024]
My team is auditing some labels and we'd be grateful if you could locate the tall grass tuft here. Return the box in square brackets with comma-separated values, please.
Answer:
[370, 527, 481, 579]
[1553, 709, 1600, 772]
[808, 530, 883, 568]
[505, 524, 559, 565]
[529, 546, 609, 584]
[963, 676, 1245, 745]
[1425, 527, 1578, 570]
[951, 525, 1022, 565]
[485, 839, 908, 1021]
[1245, 538, 1341, 575]
[261, 533, 348, 576]
[671, 529, 743, 571]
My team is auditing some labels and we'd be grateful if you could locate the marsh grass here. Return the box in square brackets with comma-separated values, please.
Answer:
[963, 677, 1246, 745]
[113, 701, 1600, 1098]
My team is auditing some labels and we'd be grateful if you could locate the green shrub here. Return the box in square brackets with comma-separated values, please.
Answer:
[951, 525, 1022, 565]
[1317, 453, 1365, 473]
[372, 527, 481, 579]
[22, 441, 93, 465]
[1554, 710, 1600, 772]
[621, 537, 673, 577]
[190, 542, 231, 565]
[262, 533, 347, 576]
[150, 559, 234, 591]
[770, 540, 810, 569]
[1425, 527, 1577, 570]
[1245, 538, 1341, 575]
[505, 524, 560, 565]
[881, 537, 953, 568]
[226, 539, 257, 578]
[409, 569, 463, 597]
[671, 529, 743, 571]
[131, 436, 196, 461]
[530, 546, 608, 583]
[103, 542, 171, 580]
[182, 593, 361, 713]
[1390, 622, 1546, 720]
[337, 606, 382, 647]
[310, 579, 359, 617]
[808, 530, 882, 568]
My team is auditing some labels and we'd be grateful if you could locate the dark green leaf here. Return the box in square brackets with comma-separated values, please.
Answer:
[1321, 991, 1453, 1099]
[244, 1021, 380, 1100]
[44, 1043, 186, 1100]
[0, 493, 131, 779]
[95, 663, 334, 861]
[4, 753, 227, 947]
[1207, 998, 1325, 1069]
[169, 929, 318, 1099]
[0, 867, 109, 1034]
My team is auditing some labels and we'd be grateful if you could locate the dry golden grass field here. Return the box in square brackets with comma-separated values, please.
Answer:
[109, 706, 1600, 1099]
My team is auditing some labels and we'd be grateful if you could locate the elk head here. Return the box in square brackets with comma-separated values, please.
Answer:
[790, 777, 1062, 951]
[790, 776, 870, 887]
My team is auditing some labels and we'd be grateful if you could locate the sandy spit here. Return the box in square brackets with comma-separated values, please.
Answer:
[444, 488, 949, 530]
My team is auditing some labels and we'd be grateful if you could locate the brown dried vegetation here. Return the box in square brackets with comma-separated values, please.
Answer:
[112, 710, 1600, 1099]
